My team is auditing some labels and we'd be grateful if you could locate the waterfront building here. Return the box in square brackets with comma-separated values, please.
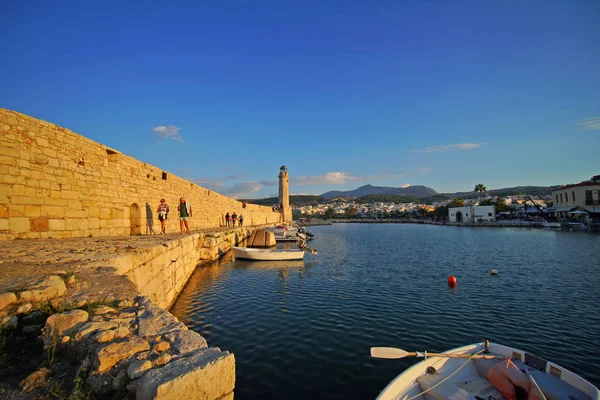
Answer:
[448, 205, 496, 223]
[551, 175, 600, 218]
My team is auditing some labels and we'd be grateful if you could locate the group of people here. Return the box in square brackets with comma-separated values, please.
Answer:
[156, 197, 192, 235]
[154, 198, 249, 234]
[225, 212, 244, 227]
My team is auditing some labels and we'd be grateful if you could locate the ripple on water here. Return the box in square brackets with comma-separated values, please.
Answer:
[170, 224, 600, 399]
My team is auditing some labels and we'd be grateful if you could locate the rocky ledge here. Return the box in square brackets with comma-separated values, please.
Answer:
[2, 296, 234, 399]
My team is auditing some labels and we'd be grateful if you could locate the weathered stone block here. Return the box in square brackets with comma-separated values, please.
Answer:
[0, 292, 17, 310]
[10, 217, 30, 233]
[164, 330, 207, 356]
[41, 205, 65, 218]
[95, 337, 150, 373]
[135, 348, 235, 400]
[30, 217, 49, 232]
[44, 309, 89, 346]
[0, 219, 8, 231]
[48, 219, 66, 231]
[128, 360, 152, 379]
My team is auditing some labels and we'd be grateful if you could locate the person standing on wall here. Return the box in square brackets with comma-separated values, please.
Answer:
[225, 212, 230, 227]
[231, 212, 237, 227]
[238, 214, 244, 227]
[178, 197, 192, 234]
[157, 198, 170, 235]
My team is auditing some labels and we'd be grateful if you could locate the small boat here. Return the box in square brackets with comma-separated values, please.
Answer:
[566, 222, 589, 230]
[231, 246, 305, 261]
[542, 221, 561, 229]
[372, 341, 599, 400]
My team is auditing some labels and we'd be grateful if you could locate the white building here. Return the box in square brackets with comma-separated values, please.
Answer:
[448, 205, 496, 223]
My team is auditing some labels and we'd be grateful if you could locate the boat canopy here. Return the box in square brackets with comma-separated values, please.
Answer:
[247, 229, 276, 248]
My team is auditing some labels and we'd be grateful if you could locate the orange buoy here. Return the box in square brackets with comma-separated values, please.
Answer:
[447, 276, 457, 286]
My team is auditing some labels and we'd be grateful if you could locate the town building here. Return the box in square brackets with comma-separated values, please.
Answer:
[551, 175, 600, 218]
[448, 205, 496, 223]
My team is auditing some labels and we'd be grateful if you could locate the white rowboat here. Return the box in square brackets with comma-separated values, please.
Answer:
[231, 246, 305, 261]
[374, 341, 599, 400]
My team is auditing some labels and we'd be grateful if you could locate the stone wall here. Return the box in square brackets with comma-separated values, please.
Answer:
[0, 108, 287, 240]
[111, 226, 270, 309]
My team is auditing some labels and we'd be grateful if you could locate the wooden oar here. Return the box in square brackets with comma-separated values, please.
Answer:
[371, 347, 506, 360]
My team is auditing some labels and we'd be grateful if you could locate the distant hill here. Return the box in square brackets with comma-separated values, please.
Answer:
[358, 193, 450, 204]
[320, 184, 438, 200]
[447, 186, 561, 199]
[244, 184, 559, 207]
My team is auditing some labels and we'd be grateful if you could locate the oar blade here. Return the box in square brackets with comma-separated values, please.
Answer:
[370, 347, 410, 359]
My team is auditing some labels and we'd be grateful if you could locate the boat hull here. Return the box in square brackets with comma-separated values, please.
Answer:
[376, 342, 599, 400]
[231, 247, 305, 261]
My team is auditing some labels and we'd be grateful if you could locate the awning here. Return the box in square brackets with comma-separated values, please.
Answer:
[551, 206, 576, 212]
[568, 210, 588, 215]
[585, 207, 600, 213]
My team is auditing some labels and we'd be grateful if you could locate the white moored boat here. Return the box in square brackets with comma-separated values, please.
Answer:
[542, 221, 561, 229]
[372, 341, 599, 400]
[231, 246, 305, 261]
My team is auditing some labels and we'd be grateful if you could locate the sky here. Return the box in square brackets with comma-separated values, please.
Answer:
[1, 0, 599, 198]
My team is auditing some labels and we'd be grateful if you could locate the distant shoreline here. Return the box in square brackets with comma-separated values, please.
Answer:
[328, 219, 547, 228]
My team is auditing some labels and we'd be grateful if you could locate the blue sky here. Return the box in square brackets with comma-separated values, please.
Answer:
[1, 1, 598, 198]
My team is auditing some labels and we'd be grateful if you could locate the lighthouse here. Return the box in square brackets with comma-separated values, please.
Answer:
[278, 166, 292, 222]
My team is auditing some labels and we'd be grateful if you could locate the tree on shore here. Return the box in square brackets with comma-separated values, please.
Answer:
[494, 197, 513, 213]
[344, 206, 357, 218]
[474, 184, 487, 196]
[324, 207, 336, 219]
[448, 197, 465, 208]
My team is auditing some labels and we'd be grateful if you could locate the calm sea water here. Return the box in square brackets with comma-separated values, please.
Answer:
[170, 224, 600, 399]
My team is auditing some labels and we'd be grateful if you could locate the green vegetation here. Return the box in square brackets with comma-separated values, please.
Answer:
[474, 184, 487, 196]
[447, 198, 465, 208]
[355, 194, 449, 204]
[324, 207, 336, 219]
[344, 206, 358, 218]
[357, 194, 422, 204]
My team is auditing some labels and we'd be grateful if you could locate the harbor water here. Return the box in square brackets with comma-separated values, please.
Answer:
[170, 224, 600, 399]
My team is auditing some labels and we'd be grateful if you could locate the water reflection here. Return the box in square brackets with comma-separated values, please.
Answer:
[171, 224, 600, 400]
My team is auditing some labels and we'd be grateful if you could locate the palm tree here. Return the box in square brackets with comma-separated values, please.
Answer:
[474, 184, 486, 197]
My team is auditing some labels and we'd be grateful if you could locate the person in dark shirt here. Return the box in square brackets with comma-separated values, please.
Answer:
[177, 197, 192, 234]
[232, 212, 237, 226]
[225, 212, 230, 227]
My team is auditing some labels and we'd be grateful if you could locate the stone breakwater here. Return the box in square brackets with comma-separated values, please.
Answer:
[0, 225, 271, 399]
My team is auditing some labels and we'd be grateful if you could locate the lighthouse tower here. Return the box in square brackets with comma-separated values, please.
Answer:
[278, 166, 292, 222]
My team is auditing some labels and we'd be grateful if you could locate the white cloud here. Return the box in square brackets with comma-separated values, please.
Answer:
[223, 181, 265, 198]
[398, 184, 411, 188]
[152, 125, 184, 142]
[291, 171, 403, 186]
[419, 168, 431, 172]
[191, 179, 225, 191]
[413, 143, 482, 153]
[575, 117, 600, 130]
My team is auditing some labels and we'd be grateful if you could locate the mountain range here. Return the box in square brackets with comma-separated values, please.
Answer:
[243, 184, 560, 206]
[320, 184, 438, 200]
